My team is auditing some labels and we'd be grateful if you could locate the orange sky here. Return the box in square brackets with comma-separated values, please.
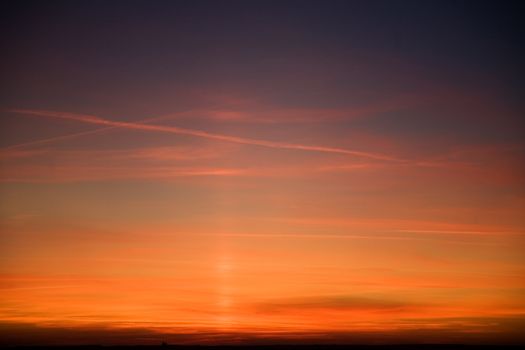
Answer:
[1, 1, 524, 346]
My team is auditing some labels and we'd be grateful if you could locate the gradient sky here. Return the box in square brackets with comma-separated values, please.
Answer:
[1, 0, 524, 346]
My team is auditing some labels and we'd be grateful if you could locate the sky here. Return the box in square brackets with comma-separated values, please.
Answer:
[1, 0, 524, 346]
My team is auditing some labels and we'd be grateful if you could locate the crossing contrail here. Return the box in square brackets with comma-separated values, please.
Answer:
[10, 109, 404, 162]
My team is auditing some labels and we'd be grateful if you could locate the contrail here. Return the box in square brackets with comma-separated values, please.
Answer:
[10, 109, 403, 161]
[392, 229, 523, 236]
[3, 111, 191, 150]
[2, 126, 116, 150]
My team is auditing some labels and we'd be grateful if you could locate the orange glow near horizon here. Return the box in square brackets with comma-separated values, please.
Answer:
[1, 136, 524, 343]
[1, 1, 524, 345]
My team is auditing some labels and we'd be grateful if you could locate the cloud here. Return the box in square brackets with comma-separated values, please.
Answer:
[270, 217, 522, 237]
[0, 321, 170, 346]
[256, 295, 412, 313]
[392, 229, 522, 236]
[1, 145, 225, 161]
[2, 111, 197, 150]
[0, 149, 49, 159]
[0, 165, 247, 182]
[157, 98, 411, 124]
[3, 315, 524, 345]
[10, 109, 403, 162]
[0, 144, 240, 182]
[202, 232, 519, 246]
[2, 126, 117, 151]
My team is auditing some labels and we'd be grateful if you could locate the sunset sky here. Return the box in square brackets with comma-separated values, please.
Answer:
[1, 0, 524, 346]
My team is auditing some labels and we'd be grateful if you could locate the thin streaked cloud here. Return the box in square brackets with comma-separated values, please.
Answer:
[10, 109, 404, 162]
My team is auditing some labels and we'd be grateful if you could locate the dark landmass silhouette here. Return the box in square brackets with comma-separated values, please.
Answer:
[4, 345, 524, 350]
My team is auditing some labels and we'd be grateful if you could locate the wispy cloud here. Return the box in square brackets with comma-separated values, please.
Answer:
[255, 295, 414, 313]
[270, 217, 522, 237]
[0, 165, 247, 182]
[204, 232, 420, 241]
[203, 232, 517, 245]
[2, 111, 198, 150]
[0, 149, 49, 159]
[2, 126, 116, 150]
[1, 145, 225, 161]
[392, 229, 523, 236]
[157, 98, 412, 124]
[10, 109, 403, 162]
[0, 144, 238, 181]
